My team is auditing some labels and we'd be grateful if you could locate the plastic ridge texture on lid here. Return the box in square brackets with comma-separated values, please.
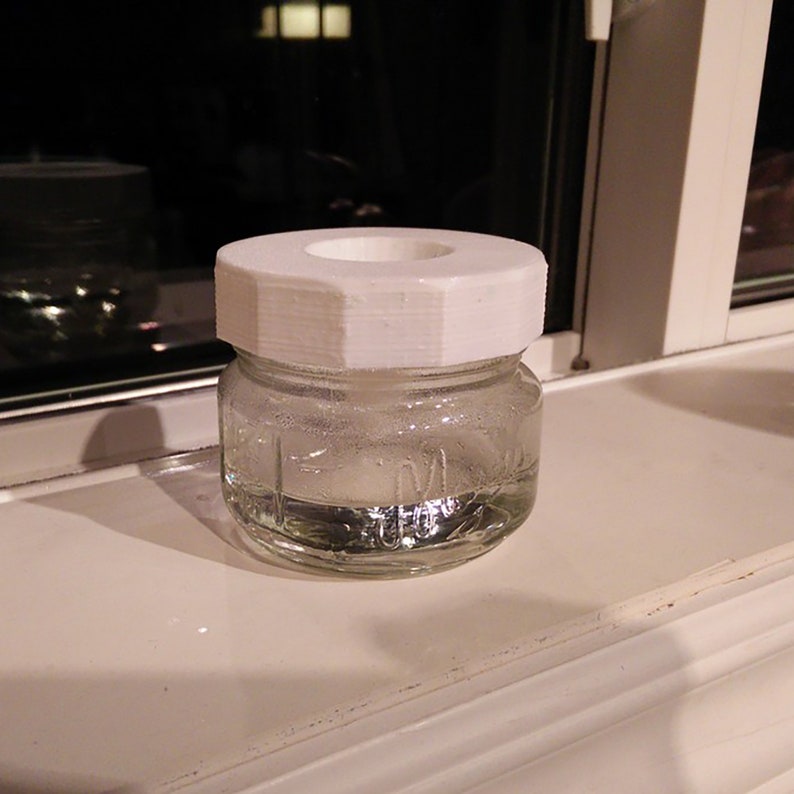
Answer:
[215, 228, 548, 369]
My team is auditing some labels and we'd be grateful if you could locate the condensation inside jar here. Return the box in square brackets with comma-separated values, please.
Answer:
[215, 228, 548, 577]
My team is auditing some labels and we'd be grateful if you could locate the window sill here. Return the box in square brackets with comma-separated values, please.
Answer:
[0, 332, 792, 792]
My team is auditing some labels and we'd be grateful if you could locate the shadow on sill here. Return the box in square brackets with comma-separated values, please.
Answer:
[2, 412, 699, 794]
[628, 366, 794, 438]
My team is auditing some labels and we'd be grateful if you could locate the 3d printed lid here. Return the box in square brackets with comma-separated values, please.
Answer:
[215, 227, 547, 368]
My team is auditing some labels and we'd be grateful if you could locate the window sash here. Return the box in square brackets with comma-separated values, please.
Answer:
[579, 0, 779, 370]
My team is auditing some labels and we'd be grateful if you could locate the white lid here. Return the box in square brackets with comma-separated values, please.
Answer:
[215, 228, 547, 369]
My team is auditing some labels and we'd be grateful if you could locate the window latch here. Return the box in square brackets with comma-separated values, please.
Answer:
[585, 0, 658, 41]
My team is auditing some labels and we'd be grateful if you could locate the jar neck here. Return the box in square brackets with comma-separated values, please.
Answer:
[234, 349, 523, 392]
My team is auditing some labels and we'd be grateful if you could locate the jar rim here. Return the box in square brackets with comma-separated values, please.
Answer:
[232, 349, 533, 393]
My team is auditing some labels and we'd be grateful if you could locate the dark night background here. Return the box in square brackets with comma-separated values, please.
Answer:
[0, 0, 593, 329]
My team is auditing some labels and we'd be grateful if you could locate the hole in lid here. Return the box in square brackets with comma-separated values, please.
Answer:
[305, 236, 454, 262]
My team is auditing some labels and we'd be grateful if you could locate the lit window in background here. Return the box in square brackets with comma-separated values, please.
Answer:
[257, 2, 352, 40]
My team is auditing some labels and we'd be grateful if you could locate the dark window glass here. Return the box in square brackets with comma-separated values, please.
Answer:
[0, 0, 593, 410]
[733, 0, 794, 306]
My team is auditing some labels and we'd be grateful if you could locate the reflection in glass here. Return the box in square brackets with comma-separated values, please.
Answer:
[0, 161, 156, 362]
[0, 1, 592, 409]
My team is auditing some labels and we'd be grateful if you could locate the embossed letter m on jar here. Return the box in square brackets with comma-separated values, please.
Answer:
[215, 228, 547, 577]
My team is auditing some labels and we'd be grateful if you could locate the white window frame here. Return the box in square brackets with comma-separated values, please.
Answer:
[579, 0, 791, 370]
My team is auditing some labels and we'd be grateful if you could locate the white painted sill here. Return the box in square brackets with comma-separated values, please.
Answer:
[0, 332, 792, 792]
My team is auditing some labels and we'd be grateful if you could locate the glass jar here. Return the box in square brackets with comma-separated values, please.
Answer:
[215, 228, 547, 577]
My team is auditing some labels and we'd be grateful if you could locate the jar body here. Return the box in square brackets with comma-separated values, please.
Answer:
[218, 351, 542, 576]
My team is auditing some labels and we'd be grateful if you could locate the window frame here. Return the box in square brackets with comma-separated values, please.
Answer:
[578, 0, 788, 370]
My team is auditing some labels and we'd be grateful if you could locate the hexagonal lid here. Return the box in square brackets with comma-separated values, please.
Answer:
[215, 228, 547, 368]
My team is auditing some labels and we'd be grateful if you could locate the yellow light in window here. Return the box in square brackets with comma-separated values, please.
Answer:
[257, 3, 351, 39]
[321, 5, 351, 38]
[260, 5, 278, 37]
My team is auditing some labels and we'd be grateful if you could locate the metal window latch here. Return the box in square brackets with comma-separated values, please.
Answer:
[584, 0, 658, 41]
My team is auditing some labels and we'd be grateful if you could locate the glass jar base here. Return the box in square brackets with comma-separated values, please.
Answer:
[222, 472, 536, 578]
[234, 525, 511, 577]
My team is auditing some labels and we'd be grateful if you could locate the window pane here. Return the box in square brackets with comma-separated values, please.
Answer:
[733, 0, 794, 306]
[0, 1, 593, 410]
